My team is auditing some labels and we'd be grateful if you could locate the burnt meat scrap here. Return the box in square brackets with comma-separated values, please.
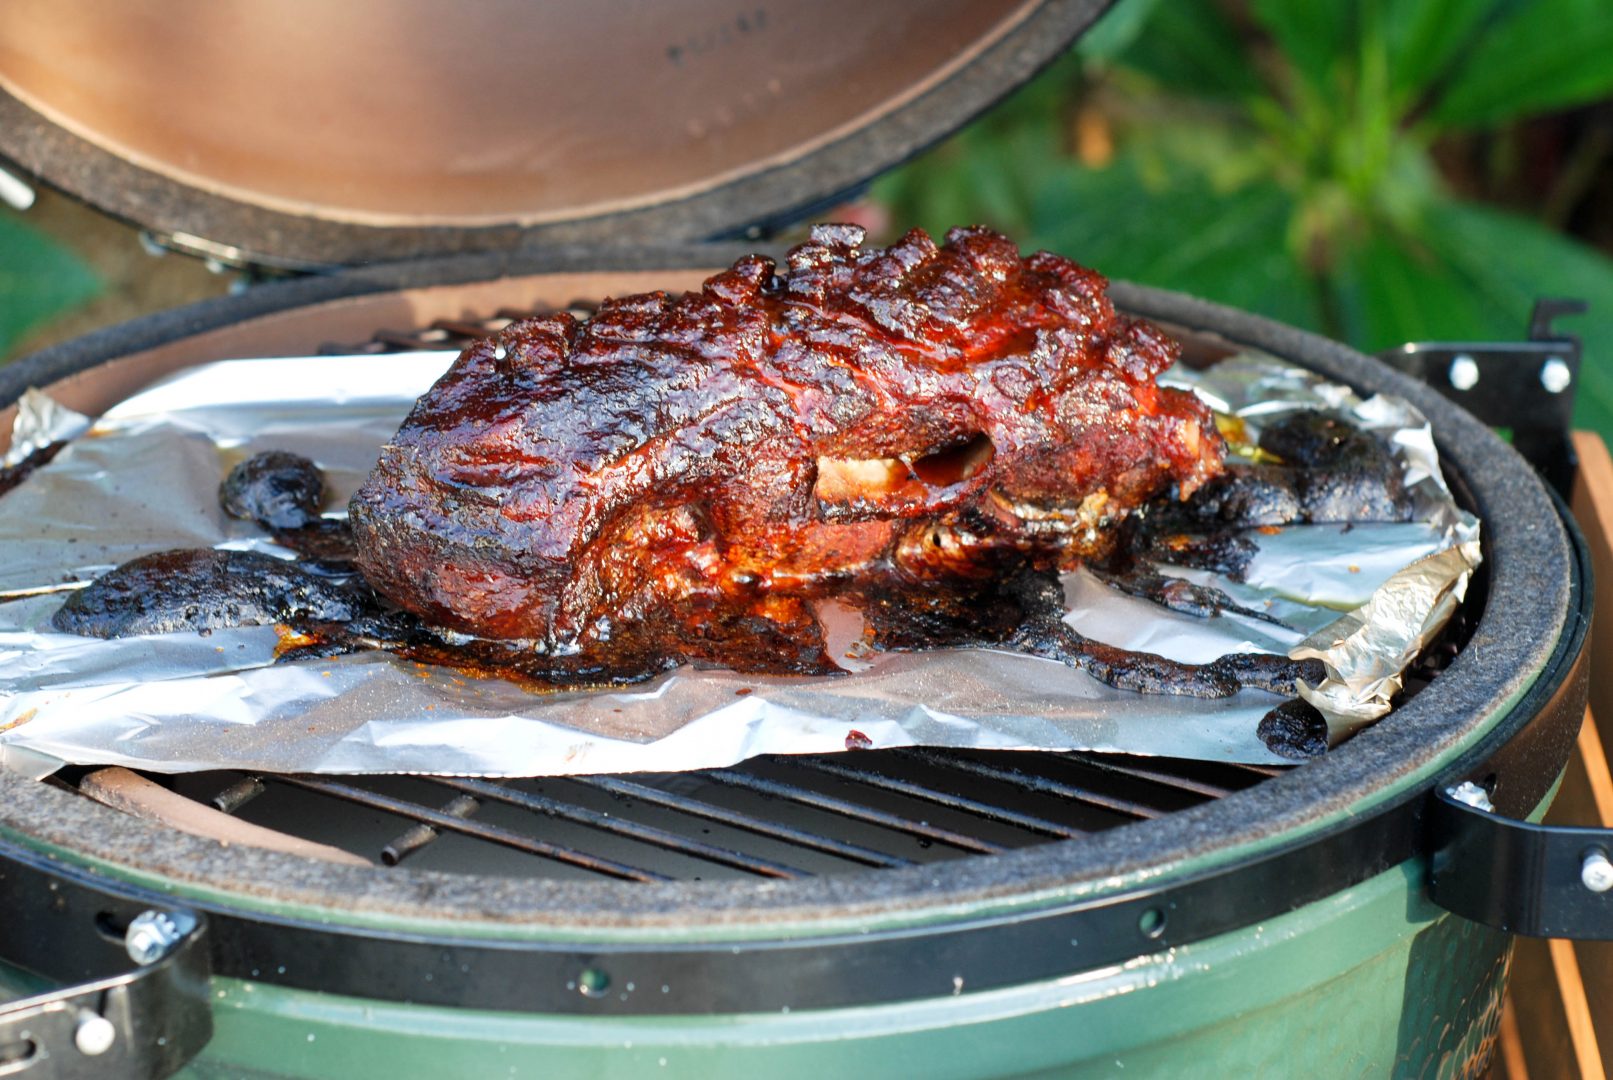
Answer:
[347, 225, 1225, 681]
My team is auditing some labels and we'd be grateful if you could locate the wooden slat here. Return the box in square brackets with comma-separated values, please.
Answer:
[1549, 935, 1607, 1080]
[1503, 935, 1578, 1080]
[1500, 434, 1613, 1078]
[1498, 996, 1531, 1080]
[1578, 707, 1613, 826]
[1571, 432, 1613, 726]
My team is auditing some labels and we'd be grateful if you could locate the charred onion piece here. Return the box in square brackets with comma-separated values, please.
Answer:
[1258, 698, 1330, 759]
[349, 224, 1223, 678]
[220, 450, 356, 560]
[221, 451, 325, 530]
[51, 549, 368, 638]
[1162, 412, 1412, 530]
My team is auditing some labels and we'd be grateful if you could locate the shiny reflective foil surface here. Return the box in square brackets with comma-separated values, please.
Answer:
[0, 350, 1478, 776]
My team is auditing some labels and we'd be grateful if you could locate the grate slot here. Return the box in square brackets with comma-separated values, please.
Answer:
[895, 749, 1165, 821]
[566, 775, 913, 869]
[381, 793, 480, 866]
[793, 759, 1086, 840]
[1064, 753, 1251, 800]
[438, 778, 807, 879]
[705, 769, 1006, 855]
[1233, 762, 1287, 778]
[276, 776, 666, 882]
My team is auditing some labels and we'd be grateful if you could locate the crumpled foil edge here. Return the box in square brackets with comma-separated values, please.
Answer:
[1292, 539, 1483, 740]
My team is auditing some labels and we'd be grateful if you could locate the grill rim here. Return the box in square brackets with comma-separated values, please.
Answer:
[0, 247, 1573, 937]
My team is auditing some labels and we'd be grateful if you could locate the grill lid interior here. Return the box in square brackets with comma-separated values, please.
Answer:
[0, 0, 1109, 268]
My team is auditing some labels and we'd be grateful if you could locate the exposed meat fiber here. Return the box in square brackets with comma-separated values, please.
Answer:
[348, 224, 1224, 679]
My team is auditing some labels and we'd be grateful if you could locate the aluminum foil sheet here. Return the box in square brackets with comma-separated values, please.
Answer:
[0, 349, 1479, 777]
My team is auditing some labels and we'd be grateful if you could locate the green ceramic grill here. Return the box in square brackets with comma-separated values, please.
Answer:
[0, 2, 1601, 1077]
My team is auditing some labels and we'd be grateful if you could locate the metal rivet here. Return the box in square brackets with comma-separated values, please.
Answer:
[0, 164, 36, 212]
[1541, 357, 1572, 394]
[1448, 781, 1494, 812]
[577, 967, 611, 998]
[1582, 850, 1613, 893]
[1448, 355, 1480, 391]
[74, 1011, 115, 1056]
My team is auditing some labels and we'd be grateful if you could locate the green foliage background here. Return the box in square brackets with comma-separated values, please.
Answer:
[875, 0, 1613, 433]
[0, 212, 100, 358]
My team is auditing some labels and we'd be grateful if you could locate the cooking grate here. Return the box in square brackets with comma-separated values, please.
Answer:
[71, 750, 1281, 882]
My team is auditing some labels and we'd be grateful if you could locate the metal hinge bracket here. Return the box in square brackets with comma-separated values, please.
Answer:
[1379, 298, 1586, 493]
[0, 843, 212, 1079]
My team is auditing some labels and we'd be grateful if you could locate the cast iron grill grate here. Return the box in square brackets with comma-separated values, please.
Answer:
[83, 750, 1282, 882]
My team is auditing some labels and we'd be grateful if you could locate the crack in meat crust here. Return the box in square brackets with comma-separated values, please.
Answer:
[348, 225, 1224, 678]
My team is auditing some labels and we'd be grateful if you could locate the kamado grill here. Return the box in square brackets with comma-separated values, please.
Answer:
[0, 2, 1602, 1077]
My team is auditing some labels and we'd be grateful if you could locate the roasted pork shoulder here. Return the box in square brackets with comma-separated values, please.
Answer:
[347, 225, 1224, 679]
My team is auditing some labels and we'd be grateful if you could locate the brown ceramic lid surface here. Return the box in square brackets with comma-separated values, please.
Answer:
[0, 0, 1108, 267]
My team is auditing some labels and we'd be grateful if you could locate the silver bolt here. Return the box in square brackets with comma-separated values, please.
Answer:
[125, 910, 188, 965]
[1582, 850, 1613, 893]
[1448, 355, 1480, 392]
[73, 1010, 116, 1056]
[1448, 781, 1494, 812]
[1541, 357, 1573, 394]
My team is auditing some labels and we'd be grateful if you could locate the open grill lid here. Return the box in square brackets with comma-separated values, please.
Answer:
[0, 0, 1109, 269]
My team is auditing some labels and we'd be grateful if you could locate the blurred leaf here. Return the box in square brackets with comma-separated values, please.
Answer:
[1029, 157, 1323, 330]
[1379, 0, 1498, 109]
[1330, 229, 1499, 350]
[1429, 0, 1613, 127]
[1110, 2, 1267, 101]
[1077, 0, 1163, 62]
[1248, 0, 1353, 97]
[0, 210, 100, 357]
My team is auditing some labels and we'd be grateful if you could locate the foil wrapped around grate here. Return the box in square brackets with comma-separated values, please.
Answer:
[0, 349, 1479, 777]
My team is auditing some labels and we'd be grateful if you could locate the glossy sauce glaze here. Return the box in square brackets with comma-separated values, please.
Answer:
[348, 225, 1223, 679]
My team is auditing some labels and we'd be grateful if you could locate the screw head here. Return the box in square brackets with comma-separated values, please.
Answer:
[1448, 355, 1480, 391]
[1582, 850, 1613, 893]
[73, 1011, 116, 1056]
[1541, 357, 1573, 394]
